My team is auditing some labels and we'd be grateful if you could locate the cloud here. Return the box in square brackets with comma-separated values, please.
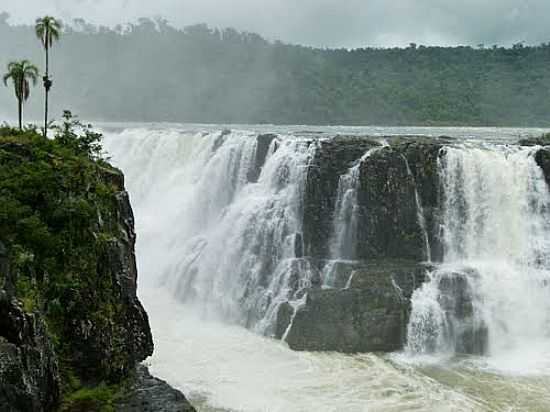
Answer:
[3, 0, 550, 48]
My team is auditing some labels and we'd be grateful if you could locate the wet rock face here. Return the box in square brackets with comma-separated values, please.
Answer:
[303, 137, 380, 259]
[357, 146, 426, 261]
[535, 148, 550, 188]
[284, 261, 427, 352]
[291, 137, 445, 353]
[437, 270, 488, 355]
[0, 292, 60, 412]
[302, 139, 442, 263]
[62, 188, 154, 382]
[402, 142, 444, 261]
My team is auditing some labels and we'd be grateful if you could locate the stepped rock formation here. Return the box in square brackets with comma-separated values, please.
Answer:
[284, 139, 444, 352]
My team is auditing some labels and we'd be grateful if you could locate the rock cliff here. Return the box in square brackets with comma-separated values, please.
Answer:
[0, 129, 194, 411]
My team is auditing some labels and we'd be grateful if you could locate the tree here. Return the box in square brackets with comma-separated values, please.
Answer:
[2, 60, 39, 130]
[35, 16, 62, 137]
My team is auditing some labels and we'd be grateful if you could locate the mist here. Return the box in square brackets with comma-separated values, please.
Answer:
[4, 0, 550, 48]
[2, 4, 550, 126]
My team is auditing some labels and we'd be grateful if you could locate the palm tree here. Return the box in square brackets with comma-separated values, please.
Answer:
[35, 16, 62, 137]
[2, 60, 39, 130]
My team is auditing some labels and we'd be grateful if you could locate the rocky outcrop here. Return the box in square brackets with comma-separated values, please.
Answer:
[287, 136, 448, 353]
[401, 141, 445, 260]
[303, 136, 380, 258]
[356, 146, 426, 261]
[0, 132, 174, 411]
[64, 187, 153, 383]
[283, 261, 427, 352]
[0, 290, 59, 412]
[115, 366, 196, 412]
[534, 147, 550, 188]
[436, 269, 488, 355]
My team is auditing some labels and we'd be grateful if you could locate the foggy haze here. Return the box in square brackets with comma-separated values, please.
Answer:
[2, 0, 550, 48]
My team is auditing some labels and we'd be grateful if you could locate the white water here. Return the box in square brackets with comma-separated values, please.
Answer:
[407, 144, 550, 373]
[323, 150, 376, 286]
[143, 286, 488, 412]
[329, 152, 369, 261]
[104, 128, 317, 335]
[104, 126, 550, 411]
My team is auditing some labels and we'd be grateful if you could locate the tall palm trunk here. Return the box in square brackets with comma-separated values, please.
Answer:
[43, 27, 49, 138]
[18, 97, 22, 130]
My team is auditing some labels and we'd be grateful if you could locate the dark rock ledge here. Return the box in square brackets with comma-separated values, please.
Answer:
[115, 365, 196, 412]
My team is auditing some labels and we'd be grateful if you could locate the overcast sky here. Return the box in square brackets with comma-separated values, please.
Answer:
[2, 0, 549, 48]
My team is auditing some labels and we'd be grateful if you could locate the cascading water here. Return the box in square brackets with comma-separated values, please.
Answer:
[328, 161, 363, 262]
[407, 144, 550, 364]
[104, 126, 550, 411]
[322, 150, 376, 287]
[104, 128, 316, 334]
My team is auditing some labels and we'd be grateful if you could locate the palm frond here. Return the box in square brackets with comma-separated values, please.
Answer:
[2, 72, 12, 87]
[35, 16, 62, 48]
[3, 60, 39, 101]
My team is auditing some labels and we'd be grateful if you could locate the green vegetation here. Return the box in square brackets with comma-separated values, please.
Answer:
[0, 118, 109, 316]
[60, 382, 117, 412]
[2, 60, 39, 129]
[2, 15, 550, 125]
[35, 16, 62, 137]
[0, 120, 133, 407]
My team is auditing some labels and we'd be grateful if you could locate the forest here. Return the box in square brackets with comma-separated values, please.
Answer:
[1, 12, 550, 126]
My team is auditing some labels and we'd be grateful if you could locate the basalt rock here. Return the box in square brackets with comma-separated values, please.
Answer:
[0, 135, 158, 411]
[303, 138, 440, 263]
[289, 136, 447, 352]
[436, 269, 488, 355]
[283, 260, 427, 352]
[59, 176, 153, 383]
[534, 147, 550, 188]
[401, 142, 444, 261]
[303, 137, 380, 258]
[0, 293, 60, 412]
[115, 365, 196, 412]
[356, 146, 426, 261]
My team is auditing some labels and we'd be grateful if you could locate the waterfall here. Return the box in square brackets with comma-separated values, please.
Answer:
[407, 144, 550, 359]
[323, 149, 377, 286]
[104, 129, 316, 334]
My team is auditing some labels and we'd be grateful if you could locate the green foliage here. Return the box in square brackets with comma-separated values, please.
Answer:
[60, 382, 117, 412]
[53, 110, 103, 159]
[2, 60, 39, 102]
[35, 16, 62, 49]
[0, 124, 127, 385]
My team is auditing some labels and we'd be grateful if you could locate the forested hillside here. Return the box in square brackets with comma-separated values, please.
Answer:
[1, 13, 550, 126]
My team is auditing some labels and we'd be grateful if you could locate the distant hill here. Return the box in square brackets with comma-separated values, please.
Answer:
[1, 14, 550, 126]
